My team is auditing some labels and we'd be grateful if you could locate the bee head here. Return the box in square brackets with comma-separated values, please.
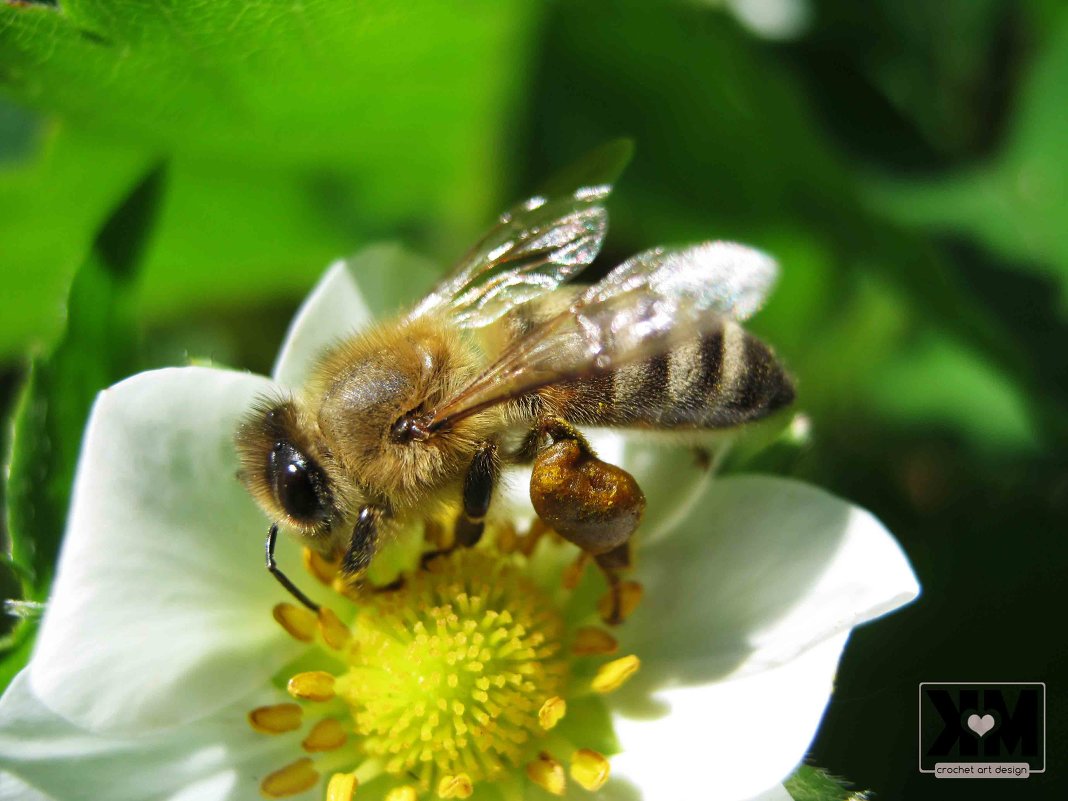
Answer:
[236, 398, 338, 534]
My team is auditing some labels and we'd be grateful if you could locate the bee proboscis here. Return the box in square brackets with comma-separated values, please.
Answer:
[236, 182, 794, 622]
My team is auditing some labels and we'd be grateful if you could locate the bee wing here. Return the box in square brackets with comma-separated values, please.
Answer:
[426, 241, 779, 428]
[409, 185, 611, 328]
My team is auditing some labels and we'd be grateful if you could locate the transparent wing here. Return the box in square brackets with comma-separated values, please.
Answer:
[426, 241, 779, 429]
[409, 185, 611, 328]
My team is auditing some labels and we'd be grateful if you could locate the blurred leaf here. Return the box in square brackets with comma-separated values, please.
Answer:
[864, 332, 1039, 452]
[4, 164, 165, 599]
[785, 765, 859, 801]
[0, 125, 150, 357]
[0, 2, 536, 355]
[536, 137, 634, 198]
[0, 1, 532, 178]
[869, 15, 1068, 306]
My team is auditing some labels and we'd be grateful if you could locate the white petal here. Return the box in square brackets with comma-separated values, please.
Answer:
[272, 244, 442, 388]
[0, 772, 55, 801]
[30, 367, 311, 735]
[605, 476, 918, 799]
[0, 671, 317, 801]
[617, 475, 918, 679]
[611, 633, 850, 801]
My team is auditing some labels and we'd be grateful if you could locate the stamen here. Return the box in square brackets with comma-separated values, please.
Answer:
[570, 749, 610, 791]
[571, 627, 618, 656]
[273, 602, 317, 642]
[287, 670, 336, 701]
[526, 753, 566, 796]
[318, 607, 350, 650]
[597, 581, 643, 623]
[591, 655, 640, 693]
[303, 547, 339, 585]
[384, 786, 418, 801]
[326, 771, 358, 801]
[302, 718, 348, 752]
[538, 696, 567, 730]
[437, 773, 473, 799]
[248, 703, 302, 734]
[562, 554, 589, 590]
[260, 757, 319, 799]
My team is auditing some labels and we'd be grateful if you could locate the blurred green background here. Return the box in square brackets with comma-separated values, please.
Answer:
[1, 1, 1066, 799]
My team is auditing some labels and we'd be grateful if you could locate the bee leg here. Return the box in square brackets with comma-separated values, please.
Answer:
[455, 441, 501, 548]
[340, 505, 385, 579]
[265, 523, 321, 613]
[529, 419, 645, 624]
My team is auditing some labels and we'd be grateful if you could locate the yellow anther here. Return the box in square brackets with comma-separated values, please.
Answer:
[538, 696, 567, 730]
[522, 518, 551, 555]
[494, 522, 518, 553]
[260, 757, 319, 798]
[326, 771, 358, 801]
[570, 749, 610, 791]
[287, 670, 336, 701]
[247, 703, 302, 734]
[571, 627, 618, 656]
[302, 717, 348, 752]
[385, 787, 418, 801]
[526, 753, 566, 796]
[273, 603, 317, 643]
[591, 655, 640, 693]
[437, 773, 473, 799]
[318, 606, 351, 650]
[562, 554, 589, 590]
[303, 546, 339, 585]
[597, 581, 643, 623]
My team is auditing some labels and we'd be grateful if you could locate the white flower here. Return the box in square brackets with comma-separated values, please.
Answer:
[0, 246, 918, 801]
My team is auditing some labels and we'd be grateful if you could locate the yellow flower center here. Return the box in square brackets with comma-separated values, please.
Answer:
[251, 523, 639, 800]
[337, 550, 567, 783]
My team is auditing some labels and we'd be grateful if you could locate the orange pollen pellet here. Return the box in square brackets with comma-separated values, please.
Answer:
[273, 602, 317, 642]
[247, 703, 302, 734]
[287, 670, 336, 701]
[260, 757, 319, 798]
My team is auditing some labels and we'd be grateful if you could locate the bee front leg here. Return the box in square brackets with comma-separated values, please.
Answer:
[340, 505, 385, 579]
[529, 419, 645, 625]
[455, 441, 501, 547]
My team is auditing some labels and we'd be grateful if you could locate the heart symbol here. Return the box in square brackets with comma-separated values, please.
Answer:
[967, 713, 995, 737]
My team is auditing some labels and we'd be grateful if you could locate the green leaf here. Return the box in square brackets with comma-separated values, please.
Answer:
[0, 125, 151, 357]
[536, 137, 635, 198]
[868, 15, 1068, 306]
[4, 164, 165, 599]
[785, 765, 862, 801]
[0, 2, 536, 354]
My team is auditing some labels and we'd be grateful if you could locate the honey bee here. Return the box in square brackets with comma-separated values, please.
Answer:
[236, 182, 793, 622]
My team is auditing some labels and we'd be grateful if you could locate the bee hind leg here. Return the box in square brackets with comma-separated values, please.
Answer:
[529, 418, 645, 625]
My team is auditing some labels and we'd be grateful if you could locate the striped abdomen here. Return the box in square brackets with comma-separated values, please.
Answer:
[539, 319, 794, 430]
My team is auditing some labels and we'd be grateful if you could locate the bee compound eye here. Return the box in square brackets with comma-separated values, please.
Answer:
[268, 442, 326, 523]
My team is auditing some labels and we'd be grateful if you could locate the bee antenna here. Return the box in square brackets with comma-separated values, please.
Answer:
[265, 523, 321, 613]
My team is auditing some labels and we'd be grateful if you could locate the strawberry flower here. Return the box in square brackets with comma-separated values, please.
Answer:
[0, 247, 918, 801]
